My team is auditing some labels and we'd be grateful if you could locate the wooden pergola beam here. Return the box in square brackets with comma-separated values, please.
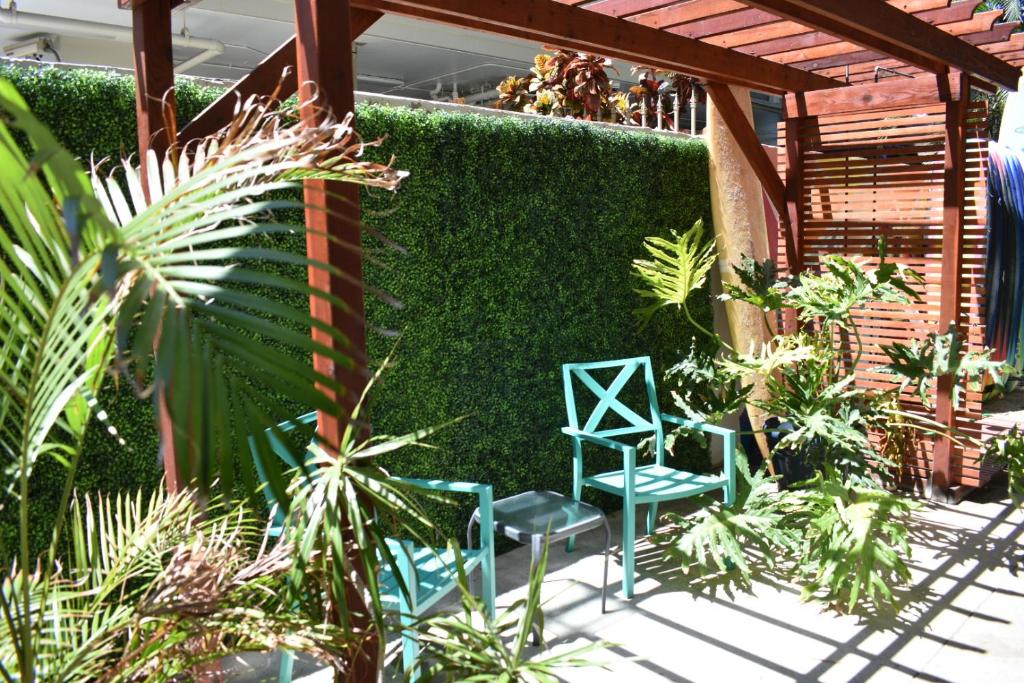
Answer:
[596, 0, 948, 51]
[351, 0, 842, 93]
[740, 0, 1021, 89]
[784, 70, 965, 118]
[563, 0, 687, 19]
[800, 24, 1020, 76]
[748, 2, 982, 61]
[179, 9, 383, 143]
[704, 81, 785, 218]
[629, 0, 749, 30]
[119, 0, 186, 8]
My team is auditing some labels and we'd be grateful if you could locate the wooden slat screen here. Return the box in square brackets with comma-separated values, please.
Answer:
[777, 99, 992, 488]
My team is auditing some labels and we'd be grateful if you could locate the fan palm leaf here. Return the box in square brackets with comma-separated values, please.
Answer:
[0, 78, 405, 681]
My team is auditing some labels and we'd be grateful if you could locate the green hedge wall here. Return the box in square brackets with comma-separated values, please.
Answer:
[0, 64, 714, 552]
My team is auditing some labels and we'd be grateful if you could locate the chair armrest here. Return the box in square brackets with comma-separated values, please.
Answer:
[660, 413, 734, 439]
[561, 427, 634, 453]
[391, 477, 491, 499]
[391, 478, 495, 524]
[660, 413, 737, 504]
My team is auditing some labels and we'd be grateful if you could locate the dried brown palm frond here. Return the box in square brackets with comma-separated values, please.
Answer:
[2, 486, 359, 683]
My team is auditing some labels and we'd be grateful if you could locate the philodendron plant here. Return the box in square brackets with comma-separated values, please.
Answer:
[634, 220, 1011, 611]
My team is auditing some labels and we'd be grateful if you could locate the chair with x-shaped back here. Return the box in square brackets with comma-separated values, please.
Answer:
[561, 356, 736, 598]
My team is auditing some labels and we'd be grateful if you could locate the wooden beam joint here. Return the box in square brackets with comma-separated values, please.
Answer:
[705, 81, 786, 218]
[179, 9, 382, 143]
[351, 0, 842, 93]
[741, 0, 1020, 89]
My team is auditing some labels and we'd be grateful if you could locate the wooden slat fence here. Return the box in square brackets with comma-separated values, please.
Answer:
[777, 95, 993, 488]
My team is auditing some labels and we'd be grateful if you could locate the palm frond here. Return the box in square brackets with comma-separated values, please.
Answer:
[0, 78, 407, 680]
[90, 99, 406, 496]
[412, 540, 608, 681]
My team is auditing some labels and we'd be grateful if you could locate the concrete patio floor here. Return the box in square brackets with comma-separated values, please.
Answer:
[279, 482, 1024, 683]
[531, 486, 1024, 682]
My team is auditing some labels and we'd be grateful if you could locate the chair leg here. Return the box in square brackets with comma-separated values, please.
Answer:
[601, 516, 611, 613]
[622, 502, 636, 599]
[277, 649, 294, 683]
[466, 516, 477, 597]
[622, 448, 637, 599]
[646, 502, 659, 535]
[567, 440, 583, 553]
[400, 611, 420, 681]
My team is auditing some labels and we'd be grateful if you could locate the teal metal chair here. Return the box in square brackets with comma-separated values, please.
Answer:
[248, 412, 496, 682]
[562, 356, 736, 599]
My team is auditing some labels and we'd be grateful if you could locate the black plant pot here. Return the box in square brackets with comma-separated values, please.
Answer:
[739, 409, 762, 474]
[762, 417, 816, 488]
[741, 412, 819, 487]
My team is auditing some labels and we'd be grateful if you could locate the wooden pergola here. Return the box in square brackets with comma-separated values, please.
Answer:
[121, 0, 1023, 498]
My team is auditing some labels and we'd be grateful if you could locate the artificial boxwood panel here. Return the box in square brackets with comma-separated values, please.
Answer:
[0, 64, 713, 553]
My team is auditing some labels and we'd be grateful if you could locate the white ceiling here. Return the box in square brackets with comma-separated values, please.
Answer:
[0, 0, 784, 139]
[0, 0, 616, 101]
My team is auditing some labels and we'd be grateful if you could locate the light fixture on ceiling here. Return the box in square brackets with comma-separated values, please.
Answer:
[3, 34, 59, 61]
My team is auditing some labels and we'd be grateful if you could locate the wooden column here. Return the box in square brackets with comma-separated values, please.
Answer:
[294, 0, 366, 446]
[931, 73, 971, 498]
[294, 3, 375, 677]
[131, 0, 177, 183]
[782, 114, 804, 279]
[129, 0, 180, 492]
[780, 112, 805, 334]
[704, 82, 786, 219]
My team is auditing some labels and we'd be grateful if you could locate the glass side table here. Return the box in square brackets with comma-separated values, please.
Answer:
[467, 490, 611, 613]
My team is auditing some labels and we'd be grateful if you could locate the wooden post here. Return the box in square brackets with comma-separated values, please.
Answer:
[129, 0, 180, 492]
[294, 0, 367, 445]
[705, 82, 786, 218]
[131, 0, 177, 183]
[780, 108, 805, 335]
[931, 72, 970, 498]
[293, 2, 376, 678]
[782, 113, 804, 279]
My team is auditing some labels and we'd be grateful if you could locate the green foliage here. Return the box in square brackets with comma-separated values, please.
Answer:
[282, 361, 453, 642]
[0, 487, 360, 680]
[412, 539, 607, 681]
[879, 323, 1012, 408]
[662, 344, 751, 424]
[354, 103, 713, 539]
[632, 219, 716, 329]
[0, 76, 406, 678]
[0, 63, 713, 554]
[983, 426, 1024, 507]
[638, 244, 944, 612]
[656, 462, 918, 612]
[720, 256, 788, 312]
[654, 451, 795, 583]
[786, 254, 922, 332]
[790, 472, 917, 611]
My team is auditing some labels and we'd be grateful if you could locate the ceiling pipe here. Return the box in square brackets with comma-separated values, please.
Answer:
[0, 5, 224, 73]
